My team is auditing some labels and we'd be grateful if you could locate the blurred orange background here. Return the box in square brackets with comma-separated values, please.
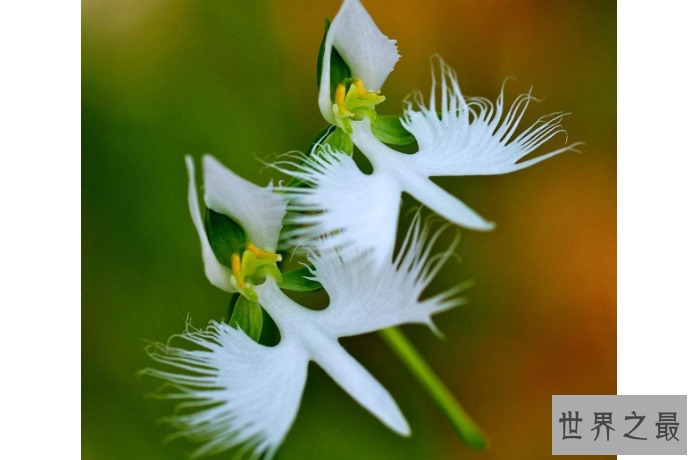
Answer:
[82, 1, 616, 459]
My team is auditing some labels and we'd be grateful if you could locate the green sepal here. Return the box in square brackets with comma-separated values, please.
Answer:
[316, 18, 351, 99]
[278, 266, 323, 292]
[324, 128, 353, 155]
[230, 296, 263, 342]
[205, 209, 247, 268]
[372, 115, 417, 146]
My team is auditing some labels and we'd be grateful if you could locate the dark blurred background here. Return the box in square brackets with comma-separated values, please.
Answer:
[82, 0, 616, 458]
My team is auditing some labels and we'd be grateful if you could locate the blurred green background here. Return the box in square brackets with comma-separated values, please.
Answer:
[82, 0, 616, 458]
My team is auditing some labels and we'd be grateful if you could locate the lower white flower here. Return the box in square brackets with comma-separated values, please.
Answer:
[143, 158, 468, 458]
[279, 57, 582, 265]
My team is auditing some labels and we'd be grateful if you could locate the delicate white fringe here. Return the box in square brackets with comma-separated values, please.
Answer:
[140, 321, 304, 459]
[401, 55, 582, 175]
[392, 211, 470, 326]
[305, 210, 470, 337]
[268, 147, 401, 265]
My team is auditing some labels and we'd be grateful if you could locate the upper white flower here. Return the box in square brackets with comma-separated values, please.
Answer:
[283, 0, 581, 266]
[145, 156, 468, 458]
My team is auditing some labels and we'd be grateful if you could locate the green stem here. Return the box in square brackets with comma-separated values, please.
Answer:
[379, 327, 488, 450]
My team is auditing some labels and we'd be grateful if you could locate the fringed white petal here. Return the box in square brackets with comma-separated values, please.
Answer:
[186, 156, 234, 292]
[319, 0, 400, 122]
[272, 148, 402, 266]
[202, 155, 287, 251]
[145, 281, 411, 458]
[143, 321, 309, 459]
[401, 56, 582, 177]
[310, 212, 470, 338]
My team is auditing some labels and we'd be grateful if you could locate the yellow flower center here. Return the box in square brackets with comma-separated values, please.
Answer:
[332, 78, 385, 134]
[230, 243, 283, 301]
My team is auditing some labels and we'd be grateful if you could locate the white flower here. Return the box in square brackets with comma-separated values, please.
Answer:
[144, 157, 468, 458]
[281, 0, 581, 266]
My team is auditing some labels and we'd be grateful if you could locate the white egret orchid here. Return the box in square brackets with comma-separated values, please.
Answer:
[142, 155, 468, 458]
[142, 0, 581, 456]
[283, 0, 581, 265]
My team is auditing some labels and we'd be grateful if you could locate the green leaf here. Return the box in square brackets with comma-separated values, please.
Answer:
[316, 18, 351, 99]
[278, 266, 323, 292]
[205, 209, 247, 268]
[372, 115, 417, 146]
[230, 296, 263, 342]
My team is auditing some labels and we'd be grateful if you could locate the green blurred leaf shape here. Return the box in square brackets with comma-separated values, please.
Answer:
[205, 209, 246, 268]
[372, 115, 417, 146]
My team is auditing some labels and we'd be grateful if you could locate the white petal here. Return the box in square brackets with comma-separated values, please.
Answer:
[185, 156, 234, 292]
[255, 280, 410, 437]
[396, 166, 496, 232]
[401, 56, 582, 177]
[319, 0, 400, 122]
[203, 155, 287, 251]
[310, 332, 410, 436]
[331, 0, 399, 90]
[309, 212, 470, 338]
[272, 148, 402, 266]
[143, 321, 309, 459]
